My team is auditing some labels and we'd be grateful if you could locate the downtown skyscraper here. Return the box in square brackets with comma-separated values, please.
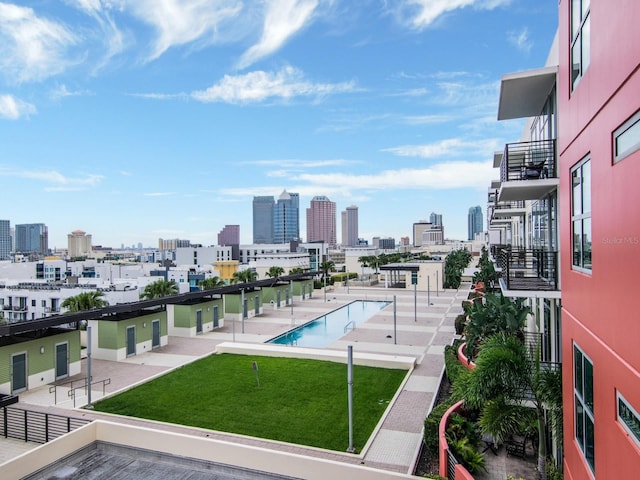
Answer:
[467, 206, 483, 240]
[14, 223, 48, 255]
[306, 196, 336, 246]
[341, 205, 359, 247]
[273, 190, 299, 243]
[252, 196, 275, 244]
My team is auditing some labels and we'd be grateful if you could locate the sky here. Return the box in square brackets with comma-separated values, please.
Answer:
[0, 0, 558, 249]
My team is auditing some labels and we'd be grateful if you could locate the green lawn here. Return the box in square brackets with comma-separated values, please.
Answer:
[93, 353, 407, 452]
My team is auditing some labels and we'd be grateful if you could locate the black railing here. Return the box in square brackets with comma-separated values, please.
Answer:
[498, 249, 558, 291]
[500, 139, 556, 182]
[493, 200, 525, 211]
[1, 406, 91, 443]
[490, 244, 509, 260]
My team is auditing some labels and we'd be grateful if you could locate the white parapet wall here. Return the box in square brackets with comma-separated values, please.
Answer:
[214, 342, 416, 370]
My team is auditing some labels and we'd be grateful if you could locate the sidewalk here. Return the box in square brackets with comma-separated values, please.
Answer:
[8, 284, 468, 474]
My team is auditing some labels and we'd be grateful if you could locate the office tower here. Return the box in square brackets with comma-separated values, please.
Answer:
[467, 206, 483, 240]
[158, 238, 191, 250]
[67, 230, 92, 258]
[373, 237, 395, 249]
[218, 225, 240, 246]
[253, 196, 275, 244]
[14, 223, 48, 255]
[412, 220, 429, 247]
[273, 190, 299, 243]
[430, 212, 443, 226]
[306, 196, 336, 245]
[341, 205, 359, 247]
[0, 220, 10, 260]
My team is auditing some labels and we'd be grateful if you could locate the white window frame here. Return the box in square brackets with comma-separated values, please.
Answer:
[571, 157, 592, 273]
[614, 110, 640, 163]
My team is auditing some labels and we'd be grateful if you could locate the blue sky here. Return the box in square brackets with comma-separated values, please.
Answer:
[0, 0, 557, 249]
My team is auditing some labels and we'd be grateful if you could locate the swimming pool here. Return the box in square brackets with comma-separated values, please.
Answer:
[267, 300, 391, 348]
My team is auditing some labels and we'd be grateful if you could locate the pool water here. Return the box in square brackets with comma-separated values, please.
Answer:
[267, 300, 390, 348]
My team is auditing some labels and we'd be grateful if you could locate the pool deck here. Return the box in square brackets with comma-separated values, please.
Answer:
[4, 283, 468, 475]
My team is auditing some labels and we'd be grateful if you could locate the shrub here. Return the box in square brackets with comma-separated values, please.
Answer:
[423, 399, 455, 453]
[447, 437, 486, 474]
[454, 314, 466, 335]
[444, 344, 467, 386]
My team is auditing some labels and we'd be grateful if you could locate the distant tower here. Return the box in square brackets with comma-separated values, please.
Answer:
[15, 223, 48, 255]
[0, 219, 10, 260]
[253, 196, 275, 244]
[306, 196, 336, 245]
[273, 190, 299, 243]
[430, 212, 443, 226]
[218, 225, 240, 246]
[341, 205, 359, 247]
[67, 230, 93, 258]
[468, 206, 483, 240]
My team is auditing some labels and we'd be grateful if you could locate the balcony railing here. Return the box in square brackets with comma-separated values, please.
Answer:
[500, 139, 556, 182]
[493, 200, 525, 211]
[497, 248, 558, 291]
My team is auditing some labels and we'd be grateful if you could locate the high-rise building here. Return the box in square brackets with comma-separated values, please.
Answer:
[14, 223, 48, 255]
[67, 230, 92, 258]
[252, 196, 275, 244]
[467, 206, 483, 240]
[306, 196, 336, 245]
[341, 205, 359, 247]
[0, 220, 11, 260]
[430, 212, 443, 226]
[218, 225, 240, 246]
[273, 190, 299, 243]
[158, 238, 191, 250]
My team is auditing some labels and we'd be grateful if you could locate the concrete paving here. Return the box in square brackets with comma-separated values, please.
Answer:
[5, 284, 469, 475]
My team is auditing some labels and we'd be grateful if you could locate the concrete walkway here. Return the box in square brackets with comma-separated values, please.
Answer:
[5, 284, 469, 474]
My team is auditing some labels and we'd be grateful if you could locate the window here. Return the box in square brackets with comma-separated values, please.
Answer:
[571, 0, 591, 90]
[574, 344, 595, 472]
[614, 110, 640, 163]
[572, 158, 592, 271]
[618, 392, 640, 449]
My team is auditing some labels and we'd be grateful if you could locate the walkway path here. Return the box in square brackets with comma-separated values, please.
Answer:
[4, 284, 469, 474]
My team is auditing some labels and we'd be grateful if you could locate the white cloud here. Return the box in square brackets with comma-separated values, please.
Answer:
[508, 27, 532, 53]
[0, 3, 78, 82]
[0, 94, 36, 119]
[50, 84, 94, 100]
[382, 138, 500, 158]
[397, 0, 511, 30]
[143, 192, 176, 197]
[236, 0, 319, 69]
[123, 0, 243, 61]
[192, 66, 355, 104]
[244, 159, 357, 168]
[0, 167, 103, 188]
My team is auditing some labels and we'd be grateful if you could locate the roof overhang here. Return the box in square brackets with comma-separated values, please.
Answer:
[497, 66, 558, 120]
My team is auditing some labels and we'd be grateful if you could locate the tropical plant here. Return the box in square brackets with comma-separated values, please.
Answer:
[446, 436, 486, 474]
[473, 247, 500, 290]
[444, 249, 473, 289]
[266, 266, 285, 278]
[358, 255, 380, 275]
[463, 292, 530, 360]
[140, 279, 179, 300]
[232, 269, 258, 284]
[460, 333, 563, 480]
[61, 291, 109, 312]
[199, 276, 226, 290]
[289, 267, 304, 274]
[319, 260, 335, 277]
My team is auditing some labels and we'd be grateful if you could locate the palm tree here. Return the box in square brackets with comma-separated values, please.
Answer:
[266, 266, 285, 278]
[199, 276, 226, 290]
[61, 291, 109, 312]
[460, 333, 563, 480]
[232, 269, 258, 284]
[140, 279, 179, 300]
[289, 267, 304, 274]
[319, 260, 334, 279]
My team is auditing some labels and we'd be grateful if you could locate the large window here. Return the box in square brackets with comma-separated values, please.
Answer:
[571, 0, 591, 90]
[572, 158, 592, 271]
[618, 392, 640, 449]
[614, 110, 640, 163]
[574, 344, 595, 473]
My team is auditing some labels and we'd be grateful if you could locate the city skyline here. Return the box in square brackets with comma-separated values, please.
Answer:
[0, 1, 557, 248]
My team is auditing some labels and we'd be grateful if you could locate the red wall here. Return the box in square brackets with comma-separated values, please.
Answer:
[558, 0, 640, 478]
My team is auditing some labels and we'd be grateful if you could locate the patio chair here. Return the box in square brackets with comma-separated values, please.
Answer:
[506, 434, 527, 458]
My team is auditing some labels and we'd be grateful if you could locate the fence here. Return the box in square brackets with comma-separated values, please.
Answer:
[1, 406, 92, 443]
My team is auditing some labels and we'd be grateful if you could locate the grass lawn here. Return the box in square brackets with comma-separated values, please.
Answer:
[93, 353, 407, 452]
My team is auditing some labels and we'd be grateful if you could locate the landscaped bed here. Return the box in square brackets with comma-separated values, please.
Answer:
[92, 353, 407, 452]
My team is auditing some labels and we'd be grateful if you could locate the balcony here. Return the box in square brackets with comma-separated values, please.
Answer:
[496, 248, 559, 295]
[491, 200, 526, 219]
[498, 139, 559, 202]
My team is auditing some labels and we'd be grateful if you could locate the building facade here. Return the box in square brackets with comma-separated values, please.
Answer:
[273, 190, 299, 243]
[0, 219, 11, 260]
[306, 196, 336, 246]
[467, 206, 483, 240]
[341, 205, 359, 247]
[14, 223, 48, 256]
[252, 196, 274, 244]
[430, 212, 443, 227]
[217, 225, 240, 246]
[67, 230, 92, 258]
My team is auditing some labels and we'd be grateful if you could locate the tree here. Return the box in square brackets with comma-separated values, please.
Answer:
[199, 276, 225, 290]
[266, 266, 285, 278]
[319, 261, 335, 278]
[61, 291, 109, 312]
[289, 267, 304, 274]
[444, 249, 473, 289]
[232, 269, 258, 284]
[460, 333, 563, 480]
[140, 279, 179, 300]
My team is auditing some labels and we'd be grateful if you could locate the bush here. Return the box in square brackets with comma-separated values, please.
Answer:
[454, 314, 466, 335]
[447, 437, 486, 474]
[423, 398, 455, 453]
[444, 344, 467, 386]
